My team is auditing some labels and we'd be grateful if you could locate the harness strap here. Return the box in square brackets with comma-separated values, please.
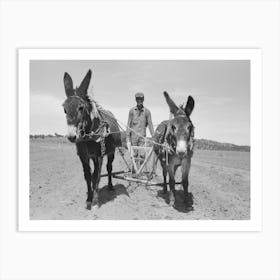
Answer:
[163, 122, 175, 154]
[100, 136, 106, 156]
[163, 120, 195, 159]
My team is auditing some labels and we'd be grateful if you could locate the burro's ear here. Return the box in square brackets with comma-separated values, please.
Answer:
[77, 69, 92, 97]
[163, 91, 179, 115]
[184, 96, 195, 116]
[64, 72, 74, 97]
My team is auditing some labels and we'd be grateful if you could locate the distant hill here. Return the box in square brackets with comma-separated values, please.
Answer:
[29, 133, 250, 152]
[194, 138, 250, 152]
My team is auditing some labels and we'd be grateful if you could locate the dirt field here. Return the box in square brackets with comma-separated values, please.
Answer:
[29, 138, 250, 220]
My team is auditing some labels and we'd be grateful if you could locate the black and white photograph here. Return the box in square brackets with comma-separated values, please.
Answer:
[2, 1, 279, 280]
[23, 50, 256, 224]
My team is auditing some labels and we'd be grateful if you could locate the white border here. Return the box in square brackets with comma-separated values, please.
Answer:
[18, 49, 262, 231]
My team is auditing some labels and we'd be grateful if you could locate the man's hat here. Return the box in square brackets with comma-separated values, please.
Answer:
[135, 92, 144, 99]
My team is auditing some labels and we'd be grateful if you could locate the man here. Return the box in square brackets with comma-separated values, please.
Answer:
[126, 92, 154, 167]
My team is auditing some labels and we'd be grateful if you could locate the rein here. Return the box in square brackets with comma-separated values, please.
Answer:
[75, 101, 111, 156]
[75, 99, 110, 141]
[77, 121, 110, 141]
[74, 100, 194, 161]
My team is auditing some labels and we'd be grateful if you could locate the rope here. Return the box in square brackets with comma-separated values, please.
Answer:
[76, 100, 175, 173]
[76, 101, 195, 182]
[96, 108, 174, 152]
[80, 102, 178, 180]
[98, 110, 174, 177]
[76, 98, 173, 150]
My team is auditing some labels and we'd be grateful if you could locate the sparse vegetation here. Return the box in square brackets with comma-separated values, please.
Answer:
[30, 133, 65, 139]
[194, 139, 250, 152]
[29, 133, 250, 152]
[54, 132, 64, 138]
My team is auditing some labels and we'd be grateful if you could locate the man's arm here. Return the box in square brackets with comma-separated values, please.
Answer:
[126, 109, 133, 140]
[146, 109, 154, 136]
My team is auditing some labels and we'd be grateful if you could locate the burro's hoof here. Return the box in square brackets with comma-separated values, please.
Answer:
[169, 192, 175, 206]
[86, 201, 92, 210]
[185, 193, 194, 211]
[92, 197, 98, 207]
[186, 205, 194, 212]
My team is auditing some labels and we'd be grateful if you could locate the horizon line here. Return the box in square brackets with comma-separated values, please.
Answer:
[29, 133, 250, 147]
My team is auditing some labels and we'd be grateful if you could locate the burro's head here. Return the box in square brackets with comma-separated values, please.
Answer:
[62, 70, 92, 143]
[163, 91, 195, 157]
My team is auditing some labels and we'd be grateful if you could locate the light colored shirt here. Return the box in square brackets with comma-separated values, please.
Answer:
[126, 106, 154, 139]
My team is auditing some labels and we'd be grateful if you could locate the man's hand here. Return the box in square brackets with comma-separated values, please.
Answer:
[126, 139, 131, 152]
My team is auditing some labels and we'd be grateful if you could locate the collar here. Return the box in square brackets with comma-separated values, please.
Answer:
[134, 105, 145, 112]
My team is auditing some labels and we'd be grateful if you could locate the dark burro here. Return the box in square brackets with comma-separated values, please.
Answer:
[62, 69, 122, 210]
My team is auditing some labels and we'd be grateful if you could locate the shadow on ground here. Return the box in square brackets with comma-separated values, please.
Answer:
[157, 190, 194, 213]
[98, 184, 129, 206]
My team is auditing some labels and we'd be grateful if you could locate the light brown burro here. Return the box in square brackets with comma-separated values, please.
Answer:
[153, 92, 195, 211]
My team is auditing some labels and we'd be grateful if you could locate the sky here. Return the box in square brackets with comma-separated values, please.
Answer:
[30, 60, 250, 145]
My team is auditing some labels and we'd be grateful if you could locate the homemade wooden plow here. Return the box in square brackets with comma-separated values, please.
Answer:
[108, 144, 159, 186]
[100, 141, 182, 188]
[81, 103, 182, 188]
